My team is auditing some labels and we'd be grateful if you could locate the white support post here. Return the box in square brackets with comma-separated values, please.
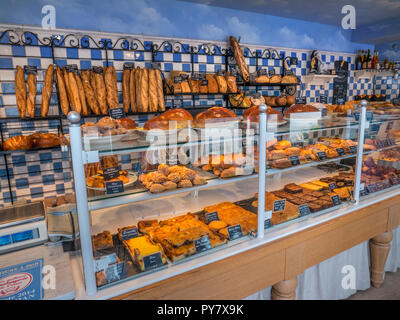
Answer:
[257, 105, 267, 239]
[354, 100, 368, 205]
[68, 111, 97, 296]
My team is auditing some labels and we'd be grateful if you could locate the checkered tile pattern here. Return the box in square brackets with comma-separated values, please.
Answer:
[0, 26, 396, 206]
[375, 76, 400, 100]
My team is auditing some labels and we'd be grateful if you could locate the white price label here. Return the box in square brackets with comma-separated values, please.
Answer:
[264, 210, 272, 220]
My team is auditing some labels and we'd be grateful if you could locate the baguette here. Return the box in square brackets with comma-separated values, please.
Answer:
[104, 66, 119, 109]
[67, 71, 82, 114]
[206, 74, 218, 94]
[74, 72, 89, 115]
[122, 69, 130, 113]
[55, 66, 69, 116]
[155, 69, 165, 111]
[138, 68, 149, 112]
[130, 69, 136, 112]
[62, 67, 72, 108]
[15, 66, 26, 118]
[225, 72, 238, 93]
[41, 64, 54, 117]
[148, 68, 158, 112]
[93, 68, 108, 114]
[135, 67, 142, 112]
[26, 73, 37, 118]
[229, 36, 250, 82]
[81, 70, 100, 115]
[215, 75, 227, 93]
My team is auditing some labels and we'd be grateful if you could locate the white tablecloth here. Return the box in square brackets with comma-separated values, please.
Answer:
[245, 226, 400, 300]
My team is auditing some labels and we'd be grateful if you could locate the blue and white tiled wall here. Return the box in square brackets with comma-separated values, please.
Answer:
[0, 25, 398, 206]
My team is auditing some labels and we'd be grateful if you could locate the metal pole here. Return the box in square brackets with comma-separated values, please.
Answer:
[354, 100, 368, 205]
[67, 111, 97, 296]
[257, 104, 267, 239]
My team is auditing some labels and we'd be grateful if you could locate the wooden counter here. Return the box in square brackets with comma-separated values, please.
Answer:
[113, 194, 400, 300]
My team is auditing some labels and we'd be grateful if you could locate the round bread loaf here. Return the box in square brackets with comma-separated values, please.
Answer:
[115, 117, 136, 129]
[286, 95, 295, 105]
[144, 108, 193, 130]
[243, 105, 283, 122]
[276, 96, 287, 106]
[284, 104, 319, 118]
[3, 135, 34, 151]
[194, 107, 237, 128]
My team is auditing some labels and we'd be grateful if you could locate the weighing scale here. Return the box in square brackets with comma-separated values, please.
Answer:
[0, 201, 48, 254]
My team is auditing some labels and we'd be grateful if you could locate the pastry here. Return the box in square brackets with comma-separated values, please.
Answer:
[281, 75, 298, 83]
[299, 183, 324, 191]
[92, 231, 113, 251]
[155, 69, 165, 112]
[26, 72, 37, 118]
[284, 183, 303, 194]
[74, 72, 89, 115]
[15, 66, 27, 118]
[189, 79, 200, 94]
[199, 78, 208, 94]
[122, 68, 131, 113]
[81, 70, 100, 115]
[206, 74, 219, 94]
[215, 75, 227, 93]
[255, 75, 269, 83]
[31, 132, 61, 148]
[148, 68, 158, 112]
[269, 75, 282, 83]
[41, 64, 54, 117]
[229, 36, 250, 82]
[104, 66, 119, 109]
[208, 220, 227, 231]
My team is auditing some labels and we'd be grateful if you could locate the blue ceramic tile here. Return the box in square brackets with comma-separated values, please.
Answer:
[30, 187, 43, 198]
[27, 58, 41, 69]
[42, 175, 55, 185]
[80, 60, 91, 70]
[91, 49, 102, 60]
[40, 46, 52, 58]
[12, 45, 25, 57]
[173, 53, 182, 63]
[207, 55, 214, 64]
[0, 58, 13, 69]
[1, 83, 14, 94]
[56, 184, 65, 194]
[182, 64, 190, 72]
[66, 47, 78, 59]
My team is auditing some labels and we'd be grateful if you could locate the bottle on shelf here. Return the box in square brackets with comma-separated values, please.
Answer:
[367, 49, 372, 69]
[371, 50, 376, 70]
[375, 51, 380, 70]
[361, 50, 367, 69]
[356, 50, 361, 70]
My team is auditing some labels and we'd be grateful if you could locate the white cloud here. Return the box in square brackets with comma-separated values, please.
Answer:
[226, 16, 260, 44]
[197, 24, 225, 41]
[278, 26, 315, 48]
[381, 49, 400, 61]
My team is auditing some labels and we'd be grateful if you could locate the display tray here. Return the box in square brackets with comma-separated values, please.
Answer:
[0, 201, 45, 228]
[86, 173, 138, 191]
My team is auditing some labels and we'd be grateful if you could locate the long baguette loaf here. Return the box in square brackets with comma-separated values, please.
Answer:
[41, 64, 54, 117]
[130, 69, 136, 112]
[67, 72, 82, 114]
[26, 73, 37, 118]
[55, 66, 69, 116]
[122, 69, 130, 113]
[141, 68, 149, 112]
[148, 68, 158, 112]
[62, 67, 73, 109]
[155, 69, 165, 112]
[15, 66, 27, 118]
[229, 36, 250, 82]
[134, 67, 141, 112]
[104, 66, 119, 109]
[81, 70, 100, 115]
[94, 68, 108, 114]
[74, 72, 89, 115]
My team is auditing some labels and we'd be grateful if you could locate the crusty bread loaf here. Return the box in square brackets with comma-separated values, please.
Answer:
[104, 66, 119, 109]
[144, 109, 193, 130]
[148, 68, 158, 112]
[56, 66, 69, 116]
[81, 70, 100, 115]
[122, 69, 130, 113]
[139, 68, 149, 112]
[229, 36, 250, 82]
[26, 73, 37, 118]
[93, 68, 108, 114]
[194, 106, 237, 128]
[3, 135, 34, 151]
[15, 66, 26, 118]
[41, 64, 54, 117]
[31, 132, 61, 148]
[67, 71, 82, 114]
[225, 72, 237, 93]
[74, 72, 89, 115]
[215, 75, 227, 93]
[206, 74, 218, 94]
[130, 69, 136, 112]
[155, 69, 165, 112]
[135, 67, 142, 112]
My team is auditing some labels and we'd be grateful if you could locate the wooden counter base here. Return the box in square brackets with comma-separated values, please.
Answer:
[114, 194, 400, 300]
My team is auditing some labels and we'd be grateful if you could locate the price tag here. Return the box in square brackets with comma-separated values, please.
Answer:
[173, 99, 183, 108]
[94, 253, 118, 272]
[289, 156, 300, 166]
[65, 64, 79, 73]
[337, 97, 345, 105]
[319, 95, 328, 104]
[174, 76, 182, 83]
[123, 62, 135, 70]
[321, 108, 328, 117]
[268, 69, 276, 77]
[257, 69, 268, 76]
[201, 79, 208, 86]
[366, 111, 374, 121]
[102, 166, 120, 181]
[360, 183, 368, 196]
[349, 146, 357, 154]
[181, 74, 189, 81]
[227, 224, 243, 240]
[289, 57, 298, 66]
[367, 184, 377, 193]
[109, 107, 126, 119]
[106, 180, 124, 195]
[336, 148, 345, 156]
[104, 262, 127, 284]
[298, 204, 311, 217]
[273, 199, 286, 212]
[317, 151, 327, 161]
[295, 96, 306, 104]
[217, 69, 225, 76]
[284, 69, 294, 76]
[151, 62, 161, 70]
[331, 194, 341, 206]
[205, 211, 219, 224]
[264, 219, 272, 229]
[24, 65, 38, 75]
[143, 252, 164, 270]
[194, 235, 212, 253]
[121, 227, 139, 240]
[230, 67, 238, 76]
[329, 182, 337, 191]
[92, 66, 104, 74]
[192, 73, 201, 81]
[375, 182, 384, 191]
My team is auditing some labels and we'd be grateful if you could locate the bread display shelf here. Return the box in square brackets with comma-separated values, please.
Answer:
[0, 145, 62, 155]
[165, 92, 241, 96]
[303, 74, 337, 88]
[354, 69, 398, 82]
[236, 82, 300, 87]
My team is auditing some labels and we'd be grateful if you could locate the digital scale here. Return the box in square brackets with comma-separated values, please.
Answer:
[0, 201, 48, 254]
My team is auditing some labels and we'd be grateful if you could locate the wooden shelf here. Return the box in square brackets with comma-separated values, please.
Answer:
[354, 69, 398, 82]
[303, 74, 337, 88]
